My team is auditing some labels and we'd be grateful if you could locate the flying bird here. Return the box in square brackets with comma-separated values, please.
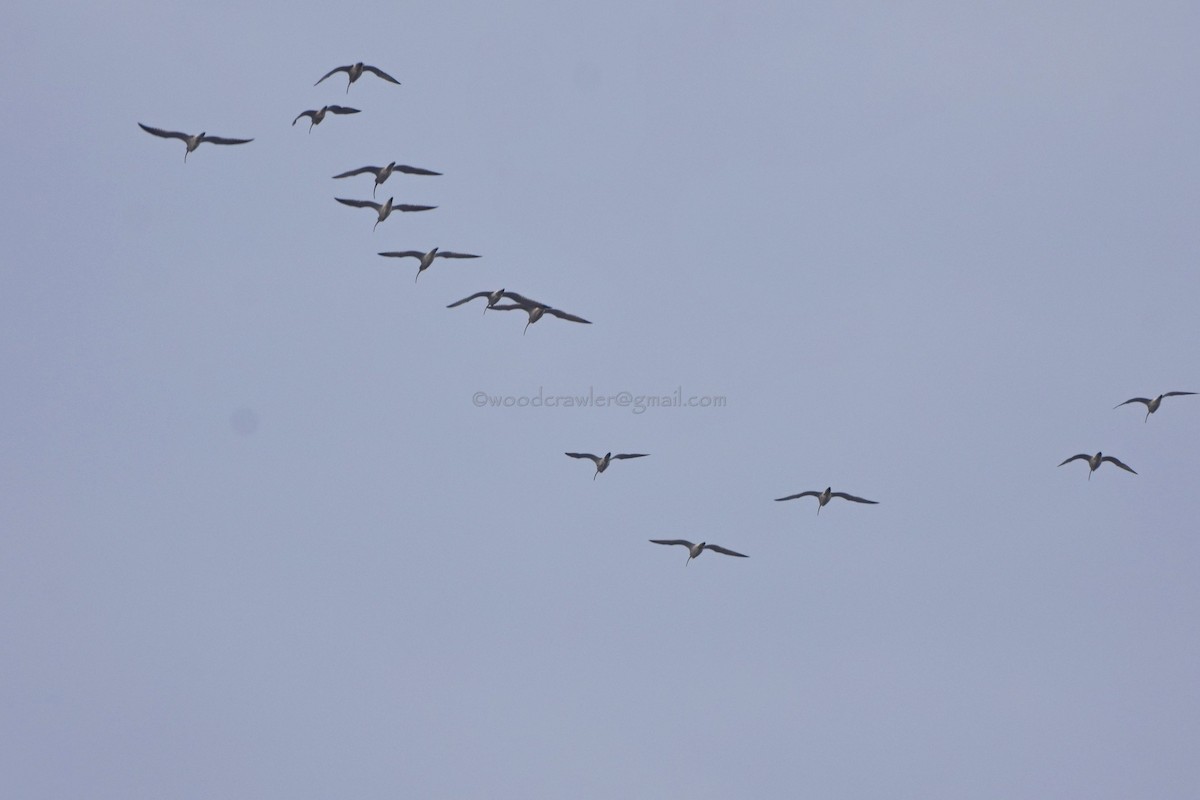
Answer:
[1114, 391, 1196, 422]
[333, 162, 442, 197]
[649, 540, 748, 565]
[1058, 452, 1137, 480]
[774, 486, 878, 514]
[565, 452, 649, 479]
[377, 247, 480, 281]
[292, 105, 360, 132]
[137, 123, 252, 161]
[489, 295, 592, 334]
[315, 62, 401, 93]
[446, 289, 525, 313]
[336, 197, 436, 231]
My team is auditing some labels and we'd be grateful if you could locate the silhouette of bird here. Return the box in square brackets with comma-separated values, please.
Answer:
[1114, 391, 1196, 422]
[292, 105, 360, 132]
[446, 289, 525, 313]
[377, 247, 480, 281]
[649, 540, 748, 565]
[315, 62, 400, 93]
[565, 452, 649, 479]
[1058, 452, 1137, 480]
[137, 123, 252, 162]
[489, 295, 591, 334]
[333, 162, 442, 197]
[774, 486, 878, 514]
[336, 197, 436, 231]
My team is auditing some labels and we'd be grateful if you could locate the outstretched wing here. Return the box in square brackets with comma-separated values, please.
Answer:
[775, 491, 820, 502]
[363, 65, 401, 84]
[649, 539, 694, 548]
[496, 291, 544, 309]
[613, 453, 649, 460]
[830, 492, 878, 504]
[1114, 397, 1151, 409]
[1058, 454, 1090, 467]
[488, 303, 526, 312]
[292, 110, 316, 126]
[138, 123, 189, 141]
[544, 308, 591, 324]
[332, 166, 381, 179]
[393, 204, 437, 212]
[434, 252, 481, 259]
[565, 452, 601, 464]
[446, 291, 495, 308]
[705, 544, 748, 558]
[315, 65, 351, 86]
[1163, 391, 1197, 398]
[200, 135, 253, 146]
[377, 251, 424, 259]
[326, 105, 361, 115]
[336, 198, 380, 210]
[393, 164, 442, 176]
[1100, 456, 1137, 474]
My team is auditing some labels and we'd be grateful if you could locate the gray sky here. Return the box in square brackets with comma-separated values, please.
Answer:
[3, 1, 1199, 797]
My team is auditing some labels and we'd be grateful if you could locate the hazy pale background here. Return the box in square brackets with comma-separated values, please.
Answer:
[3, 1, 1198, 797]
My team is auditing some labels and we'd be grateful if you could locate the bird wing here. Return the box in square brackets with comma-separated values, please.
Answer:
[138, 123, 189, 141]
[487, 303, 527, 312]
[446, 291, 494, 308]
[292, 110, 316, 126]
[327, 106, 361, 115]
[1058, 454, 1091, 467]
[336, 198, 380, 210]
[332, 166, 381, 179]
[393, 164, 442, 176]
[1100, 456, 1137, 474]
[1163, 391, 1197, 398]
[612, 453, 649, 460]
[705, 544, 748, 558]
[830, 492, 878, 504]
[775, 491, 820, 501]
[200, 135, 253, 145]
[1114, 397, 1151, 409]
[544, 308, 592, 324]
[363, 65, 401, 84]
[565, 453, 601, 463]
[650, 539, 694, 548]
[393, 204, 437, 212]
[434, 252, 481, 259]
[377, 251, 424, 259]
[496, 291, 545, 308]
[315, 65, 351, 85]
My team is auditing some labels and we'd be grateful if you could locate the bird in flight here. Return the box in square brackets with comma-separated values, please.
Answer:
[1058, 452, 1137, 480]
[649, 540, 748, 565]
[137, 123, 252, 161]
[315, 62, 400, 93]
[489, 295, 592, 334]
[446, 289, 527, 314]
[1114, 391, 1195, 422]
[774, 486, 878, 514]
[292, 105, 360, 132]
[565, 452, 649, 479]
[336, 197, 436, 231]
[333, 162, 442, 198]
[377, 247, 481, 282]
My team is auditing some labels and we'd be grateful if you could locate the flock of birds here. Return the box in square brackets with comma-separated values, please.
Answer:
[137, 63, 1194, 567]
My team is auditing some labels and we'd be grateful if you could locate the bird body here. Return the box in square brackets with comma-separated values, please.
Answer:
[293, 105, 360, 131]
[377, 247, 480, 281]
[315, 62, 400, 92]
[336, 196, 436, 230]
[649, 539, 748, 565]
[565, 451, 649, 479]
[1058, 451, 1137, 479]
[333, 162, 442, 197]
[774, 486, 878, 514]
[137, 123, 252, 161]
[1114, 391, 1195, 422]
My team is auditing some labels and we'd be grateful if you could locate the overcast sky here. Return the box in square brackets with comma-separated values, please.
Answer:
[3, 1, 1199, 797]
